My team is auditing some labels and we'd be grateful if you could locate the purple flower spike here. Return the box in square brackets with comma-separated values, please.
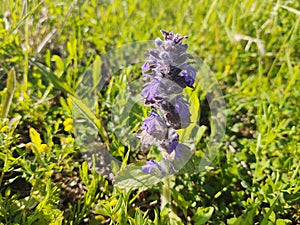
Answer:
[138, 30, 196, 175]
[142, 160, 162, 174]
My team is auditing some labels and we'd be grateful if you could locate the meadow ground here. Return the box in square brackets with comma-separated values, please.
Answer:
[0, 0, 299, 224]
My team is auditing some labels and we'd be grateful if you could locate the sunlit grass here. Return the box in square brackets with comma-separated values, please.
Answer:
[0, 0, 299, 224]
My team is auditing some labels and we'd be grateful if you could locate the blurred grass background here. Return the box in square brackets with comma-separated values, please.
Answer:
[0, 0, 299, 224]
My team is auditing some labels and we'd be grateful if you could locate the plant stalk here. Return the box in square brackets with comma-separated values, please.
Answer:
[161, 176, 171, 211]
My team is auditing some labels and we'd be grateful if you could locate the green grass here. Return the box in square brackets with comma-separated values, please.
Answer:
[0, 0, 299, 224]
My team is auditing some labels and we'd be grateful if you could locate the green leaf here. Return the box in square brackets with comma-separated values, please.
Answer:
[6, 1, 43, 40]
[161, 206, 184, 225]
[8, 115, 22, 133]
[135, 208, 144, 225]
[115, 163, 162, 190]
[30, 60, 74, 95]
[80, 161, 89, 186]
[52, 55, 65, 77]
[111, 160, 120, 176]
[227, 205, 257, 225]
[276, 219, 293, 225]
[193, 206, 214, 225]
[67, 38, 77, 59]
[69, 95, 108, 144]
[92, 55, 102, 93]
[111, 196, 123, 215]
[171, 189, 189, 217]
[261, 196, 279, 225]
[29, 127, 42, 148]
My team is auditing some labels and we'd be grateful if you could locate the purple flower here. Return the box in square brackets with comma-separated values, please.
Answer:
[158, 97, 191, 129]
[142, 160, 163, 174]
[141, 78, 165, 104]
[142, 61, 149, 74]
[160, 77, 183, 95]
[170, 142, 190, 159]
[160, 30, 188, 44]
[180, 64, 197, 87]
[168, 136, 182, 158]
[164, 130, 183, 158]
[173, 95, 191, 119]
[136, 128, 158, 147]
[155, 38, 163, 46]
[144, 30, 195, 82]
[142, 110, 167, 140]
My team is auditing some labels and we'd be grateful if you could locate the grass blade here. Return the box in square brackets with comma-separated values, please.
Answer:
[69, 95, 109, 147]
[30, 60, 74, 95]
[260, 195, 279, 225]
[1, 68, 16, 119]
[6, 1, 43, 41]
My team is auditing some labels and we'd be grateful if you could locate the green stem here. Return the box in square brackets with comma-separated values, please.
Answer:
[161, 176, 171, 211]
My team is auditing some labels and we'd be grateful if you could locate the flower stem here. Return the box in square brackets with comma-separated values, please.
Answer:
[161, 176, 171, 211]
